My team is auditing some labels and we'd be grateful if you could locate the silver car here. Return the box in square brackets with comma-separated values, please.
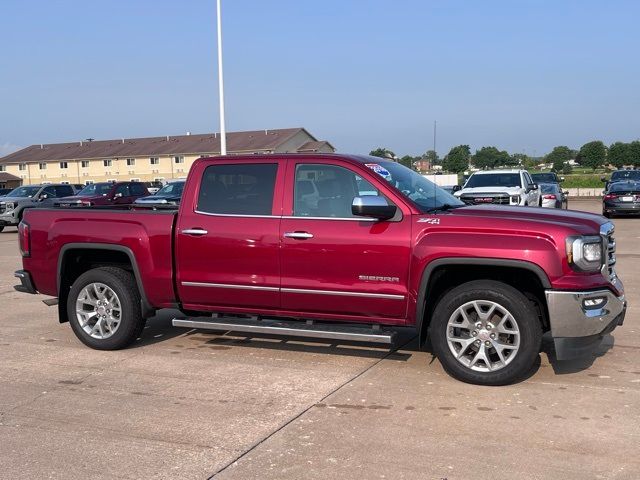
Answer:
[540, 183, 568, 209]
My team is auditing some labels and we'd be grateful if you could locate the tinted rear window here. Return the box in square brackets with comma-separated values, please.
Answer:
[197, 164, 278, 215]
[465, 173, 522, 188]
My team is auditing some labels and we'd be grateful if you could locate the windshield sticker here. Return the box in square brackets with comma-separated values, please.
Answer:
[365, 163, 391, 178]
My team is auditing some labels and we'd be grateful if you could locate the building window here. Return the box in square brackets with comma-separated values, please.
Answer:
[85, 180, 94, 185]
[39, 162, 47, 170]
[107, 179, 116, 183]
[126, 158, 136, 166]
[174, 156, 184, 164]
[19, 163, 26, 171]
[81, 161, 90, 168]
[130, 178, 140, 182]
[0, 165, 5, 172]
[150, 157, 160, 165]
[60, 162, 68, 169]
[154, 177, 165, 183]
[103, 159, 113, 167]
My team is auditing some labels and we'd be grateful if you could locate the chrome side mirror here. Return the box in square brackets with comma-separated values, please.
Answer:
[351, 196, 397, 220]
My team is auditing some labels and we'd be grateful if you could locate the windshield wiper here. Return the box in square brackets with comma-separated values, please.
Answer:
[424, 203, 463, 213]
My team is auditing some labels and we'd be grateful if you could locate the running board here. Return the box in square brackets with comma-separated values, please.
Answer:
[172, 316, 396, 344]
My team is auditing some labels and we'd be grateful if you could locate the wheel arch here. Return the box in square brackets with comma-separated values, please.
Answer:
[57, 243, 155, 323]
[416, 258, 551, 348]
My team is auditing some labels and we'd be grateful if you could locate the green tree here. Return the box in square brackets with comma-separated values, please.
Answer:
[545, 146, 574, 172]
[472, 146, 511, 169]
[442, 145, 470, 173]
[561, 163, 573, 174]
[423, 150, 439, 165]
[629, 141, 640, 168]
[511, 153, 530, 167]
[369, 148, 396, 160]
[398, 155, 415, 170]
[578, 141, 607, 171]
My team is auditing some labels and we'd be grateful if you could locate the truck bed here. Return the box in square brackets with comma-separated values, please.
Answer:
[22, 208, 178, 308]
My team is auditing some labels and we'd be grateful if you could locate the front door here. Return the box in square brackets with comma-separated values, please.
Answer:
[279, 160, 412, 322]
[175, 159, 284, 312]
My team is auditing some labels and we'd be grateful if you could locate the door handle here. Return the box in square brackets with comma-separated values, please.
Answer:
[284, 231, 314, 240]
[182, 228, 208, 236]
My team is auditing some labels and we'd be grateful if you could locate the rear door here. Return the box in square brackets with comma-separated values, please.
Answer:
[279, 159, 412, 322]
[175, 159, 285, 311]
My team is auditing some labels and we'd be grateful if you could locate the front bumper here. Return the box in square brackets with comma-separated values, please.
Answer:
[0, 212, 18, 226]
[14, 270, 37, 294]
[546, 284, 626, 360]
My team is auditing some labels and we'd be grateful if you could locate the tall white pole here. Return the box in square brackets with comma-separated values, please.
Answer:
[216, 0, 227, 155]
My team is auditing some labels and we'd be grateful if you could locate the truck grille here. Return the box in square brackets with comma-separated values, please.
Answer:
[600, 222, 616, 281]
[460, 194, 511, 205]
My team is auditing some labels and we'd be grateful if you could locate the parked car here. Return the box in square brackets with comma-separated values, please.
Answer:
[71, 184, 85, 193]
[56, 181, 149, 207]
[540, 183, 568, 209]
[15, 154, 625, 385]
[0, 184, 75, 232]
[531, 172, 564, 184]
[455, 169, 541, 206]
[134, 180, 185, 206]
[602, 170, 640, 190]
[0, 188, 13, 197]
[602, 181, 640, 218]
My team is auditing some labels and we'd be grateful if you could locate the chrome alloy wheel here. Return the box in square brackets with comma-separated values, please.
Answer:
[75, 282, 122, 339]
[446, 300, 520, 372]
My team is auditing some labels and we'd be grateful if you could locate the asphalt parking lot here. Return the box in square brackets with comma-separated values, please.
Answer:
[1, 198, 638, 480]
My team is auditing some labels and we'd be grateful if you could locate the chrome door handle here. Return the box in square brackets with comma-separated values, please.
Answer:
[182, 228, 208, 236]
[284, 232, 314, 240]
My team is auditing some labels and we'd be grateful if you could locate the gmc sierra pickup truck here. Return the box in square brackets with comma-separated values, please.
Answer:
[14, 154, 626, 385]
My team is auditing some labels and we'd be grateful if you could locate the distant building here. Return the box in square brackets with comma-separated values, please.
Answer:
[413, 159, 432, 173]
[0, 128, 335, 185]
[0, 172, 22, 189]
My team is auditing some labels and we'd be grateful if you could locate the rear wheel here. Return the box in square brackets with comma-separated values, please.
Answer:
[603, 210, 611, 218]
[430, 280, 542, 385]
[67, 267, 145, 350]
[0, 225, 4, 233]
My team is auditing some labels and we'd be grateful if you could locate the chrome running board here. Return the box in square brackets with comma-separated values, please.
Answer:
[172, 316, 395, 344]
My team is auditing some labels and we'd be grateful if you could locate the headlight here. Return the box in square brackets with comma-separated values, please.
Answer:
[566, 236, 602, 272]
[510, 195, 521, 204]
[5, 202, 15, 211]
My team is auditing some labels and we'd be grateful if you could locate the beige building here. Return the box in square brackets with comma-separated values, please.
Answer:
[0, 128, 335, 186]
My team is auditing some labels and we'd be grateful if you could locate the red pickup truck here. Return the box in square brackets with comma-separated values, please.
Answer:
[14, 154, 626, 385]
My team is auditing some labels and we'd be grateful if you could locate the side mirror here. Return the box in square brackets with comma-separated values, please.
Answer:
[600, 176, 607, 182]
[39, 193, 48, 201]
[560, 177, 565, 182]
[452, 185, 461, 192]
[351, 196, 397, 220]
[114, 192, 123, 198]
[563, 190, 569, 195]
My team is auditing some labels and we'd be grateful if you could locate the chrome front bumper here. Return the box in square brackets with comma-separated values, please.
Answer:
[0, 212, 17, 225]
[546, 282, 626, 359]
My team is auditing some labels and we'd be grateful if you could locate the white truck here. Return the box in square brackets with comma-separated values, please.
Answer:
[455, 169, 541, 206]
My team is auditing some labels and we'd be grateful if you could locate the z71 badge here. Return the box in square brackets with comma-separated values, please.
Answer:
[417, 217, 441, 224]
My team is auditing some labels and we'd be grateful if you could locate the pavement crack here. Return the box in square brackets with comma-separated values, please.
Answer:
[207, 334, 416, 479]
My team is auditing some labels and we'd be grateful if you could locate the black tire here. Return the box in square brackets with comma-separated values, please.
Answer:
[429, 280, 542, 386]
[67, 266, 145, 350]
[603, 211, 611, 218]
[0, 225, 4, 233]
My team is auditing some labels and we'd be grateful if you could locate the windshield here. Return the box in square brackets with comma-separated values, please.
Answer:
[532, 173, 557, 183]
[156, 182, 185, 196]
[5, 186, 41, 197]
[78, 183, 113, 196]
[611, 170, 640, 182]
[365, 161, 464, 212]
[610, 182, 640, 193]
[465, 173, 522, 188]
[540, 183, 559, 194]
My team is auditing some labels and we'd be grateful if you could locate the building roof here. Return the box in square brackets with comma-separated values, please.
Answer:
[0, 128, 314, 165]
[0, 172, 21, 182]
[296, 140, 335, 153]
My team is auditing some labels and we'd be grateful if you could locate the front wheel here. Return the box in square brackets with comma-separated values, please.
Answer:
[67, 266, 146, 350]
[0, 225, 4, 233]
[430, 280, 542, 385]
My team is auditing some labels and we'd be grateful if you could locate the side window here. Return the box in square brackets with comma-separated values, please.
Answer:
[524, 172, 534, 188]
[114, 184, 130, 196]
[42, 186, 57, 198]
[130, 184, 145, 196]
[55, 186, 73, 197]
[197, 163, 278, 215]
[294, 164, 382, 218]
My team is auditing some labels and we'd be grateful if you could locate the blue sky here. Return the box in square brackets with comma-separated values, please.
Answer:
[1, 0, 639, 158]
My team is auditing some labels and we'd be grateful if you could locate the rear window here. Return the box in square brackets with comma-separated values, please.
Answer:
[611, 171, 640, 182]
[197, 163, 278, 215]
[610, 182, 640, 193]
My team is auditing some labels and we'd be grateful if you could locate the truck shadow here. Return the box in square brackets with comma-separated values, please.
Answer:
[541, 333, 614, 375]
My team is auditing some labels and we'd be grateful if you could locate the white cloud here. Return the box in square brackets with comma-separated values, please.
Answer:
[0, 142, 23, 157]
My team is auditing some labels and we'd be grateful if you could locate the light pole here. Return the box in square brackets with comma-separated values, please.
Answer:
[216, 0, 227, 155]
